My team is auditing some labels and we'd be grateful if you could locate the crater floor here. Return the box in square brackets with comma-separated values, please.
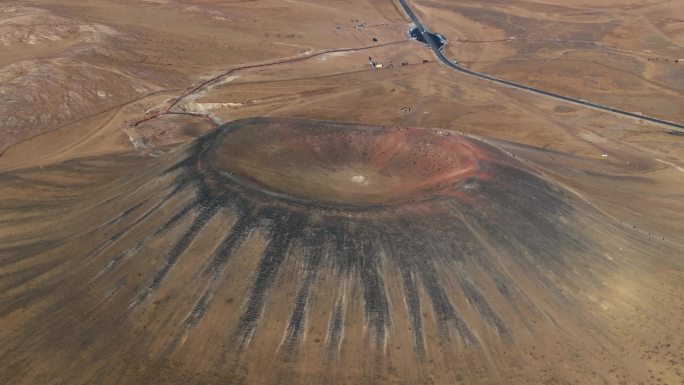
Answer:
[212, 120, 483, 206]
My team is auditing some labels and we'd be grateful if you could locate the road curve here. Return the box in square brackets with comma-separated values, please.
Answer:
[396, 0, 684, 132]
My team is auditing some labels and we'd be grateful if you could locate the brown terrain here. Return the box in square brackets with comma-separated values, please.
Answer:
[0, 1, 683, 384]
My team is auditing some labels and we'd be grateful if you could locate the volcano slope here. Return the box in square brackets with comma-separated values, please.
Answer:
[1, 117, 682, 384]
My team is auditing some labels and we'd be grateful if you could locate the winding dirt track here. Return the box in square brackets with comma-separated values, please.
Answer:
[131, 40, 407, 129]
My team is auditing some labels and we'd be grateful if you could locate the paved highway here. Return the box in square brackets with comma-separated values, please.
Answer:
[397, 0, 684, 132]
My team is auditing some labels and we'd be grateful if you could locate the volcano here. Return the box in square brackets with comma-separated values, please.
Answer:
[0, 118, 681, 384]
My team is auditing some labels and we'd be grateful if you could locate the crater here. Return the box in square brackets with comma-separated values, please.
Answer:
[208, 120, 482, 206]
[5, 117, 675, 385]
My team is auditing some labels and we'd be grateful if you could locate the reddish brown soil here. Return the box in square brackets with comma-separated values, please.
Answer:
[213, 121, 485, 205]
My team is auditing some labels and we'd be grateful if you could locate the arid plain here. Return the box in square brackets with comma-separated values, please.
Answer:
[0, 0, 683, 384]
